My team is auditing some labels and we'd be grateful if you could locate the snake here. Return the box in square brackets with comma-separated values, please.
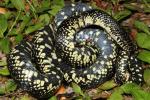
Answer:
[7, 3, 143, 98]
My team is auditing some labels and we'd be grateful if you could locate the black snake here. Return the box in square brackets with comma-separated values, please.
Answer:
[7, 3, 143, 98]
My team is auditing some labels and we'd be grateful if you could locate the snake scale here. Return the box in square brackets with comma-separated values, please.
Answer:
[7, 3, 143, 98]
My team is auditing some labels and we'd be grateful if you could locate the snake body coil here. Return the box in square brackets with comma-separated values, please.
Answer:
[7, 3, 143, 98]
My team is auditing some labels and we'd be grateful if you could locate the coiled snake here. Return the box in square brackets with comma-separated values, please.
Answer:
[7, 3, 143, 98]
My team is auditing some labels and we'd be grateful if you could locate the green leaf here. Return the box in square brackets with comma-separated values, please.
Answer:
[138, 50, 150, 63]
[36, 0, 51, 13]
[124, 4, 137, 11]
[144, 7, 150, 13]
[0, 38, 10, 54]
[144, 0, 150, 2]
[5, 79, 17, 93]
[10, 0, 25, 11]
[0, 86, 5, 94]
[121, 83, 150, 100]
[113, 10, 131, 21]
[0, 66, 10, 76]
[15, 34, 23, 44]
[108, 88, 123, 100]
[124, 3, 150, 13]
[52, 0, 64, 7]
[17, 15, 31, 34]
[109, 83, 150, 100]
[48, 0, 64, 16]
[98, 80, 117, 90]
[144, 69, 150, 86]
[134, 21, 150, 35]
[0, 14, 8, 38]
[41, 0, 51, 8]
[3, 11, 12, 20]
[31, 0, 39, 7]
[0, 79, 17, 94]
[38, 14, 50, 25]
[0, 60, 7, 66]
[25, 23, 44, 34]
[132, 90, 147, 100]
[121, 83, 141, 94]
[48, 96, 57, 100]
[136, 33, 150, 50]
[20, 95, 31, 100]
[37, 0, 51, 12]
[49, 5, 63, 16]
[71, 82, 84, 96]
[108, 92, 123, 100]
[8, 28, 18, 36]
[4, 0, 9, 5]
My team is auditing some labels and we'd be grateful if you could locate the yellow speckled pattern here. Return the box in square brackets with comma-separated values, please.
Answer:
[7, 3, 143, 98]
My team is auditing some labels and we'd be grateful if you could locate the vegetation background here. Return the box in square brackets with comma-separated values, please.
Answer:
[0, 0, 150, 100]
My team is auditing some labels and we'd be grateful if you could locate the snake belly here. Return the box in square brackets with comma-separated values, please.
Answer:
[7, 3, 143, 98]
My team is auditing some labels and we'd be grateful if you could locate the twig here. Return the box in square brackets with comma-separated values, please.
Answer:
[7, 10, 21, 37]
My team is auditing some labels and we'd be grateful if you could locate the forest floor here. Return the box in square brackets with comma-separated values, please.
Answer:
[0, 0, 150, 100]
